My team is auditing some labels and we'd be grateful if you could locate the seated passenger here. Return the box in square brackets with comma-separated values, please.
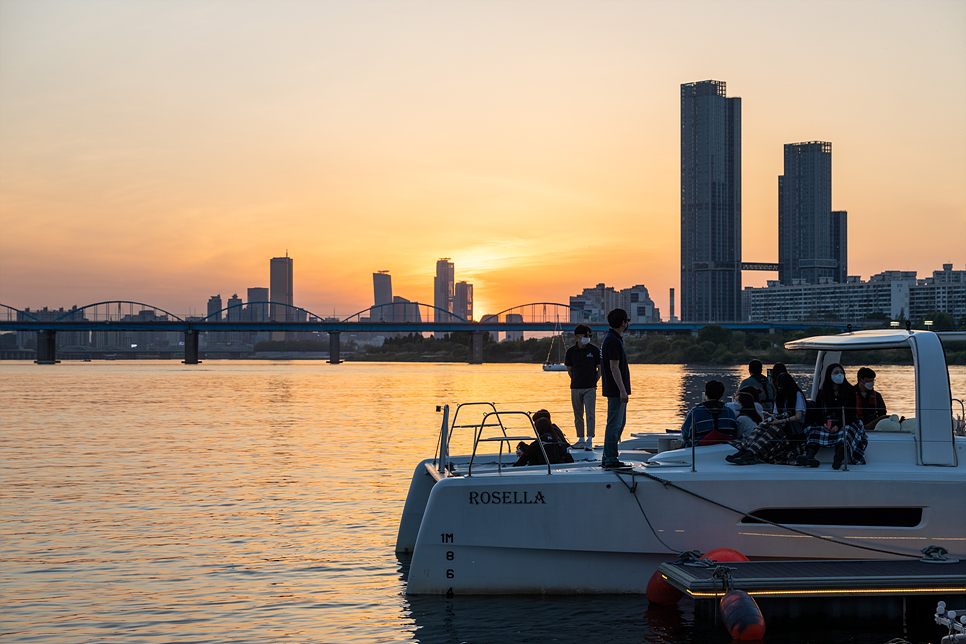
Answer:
[731, 391, 763, 439]
[854, 367, 889, 430]
[514, 416, 575, 466]
[532, 409, 571, 448]
[681, 380, 738, 446]
[728, 385, 766, 418]
[797, 364, 869, 469]
[727, 372, 806, 466]
[738, 359, 777, 409]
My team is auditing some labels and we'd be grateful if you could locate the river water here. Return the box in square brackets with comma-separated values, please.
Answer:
[3, 361, 964, 643]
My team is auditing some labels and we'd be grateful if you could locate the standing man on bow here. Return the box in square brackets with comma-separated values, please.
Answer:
[565, 324, 600, 450]
[600, 309, 631, 470]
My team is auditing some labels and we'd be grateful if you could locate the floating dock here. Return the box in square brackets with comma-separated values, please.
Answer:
[658, 558, 966, 618]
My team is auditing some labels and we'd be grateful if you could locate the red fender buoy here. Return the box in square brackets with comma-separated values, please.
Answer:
[646, 569, 684, 605]
[719, 589, 766, 640]
[701, 548, 749, 562]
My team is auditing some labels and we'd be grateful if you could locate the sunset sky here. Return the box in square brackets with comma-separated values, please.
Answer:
[1, 0, 964, 320]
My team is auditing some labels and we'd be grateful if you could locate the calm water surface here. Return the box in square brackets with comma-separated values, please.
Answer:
[3, 361, 963, 643]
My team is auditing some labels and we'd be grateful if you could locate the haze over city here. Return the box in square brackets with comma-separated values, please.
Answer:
[1, 0, 964, 320]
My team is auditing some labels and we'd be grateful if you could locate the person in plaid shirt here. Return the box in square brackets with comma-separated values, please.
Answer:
[727, 371, 806, 466]
[797, 363, 869, 469]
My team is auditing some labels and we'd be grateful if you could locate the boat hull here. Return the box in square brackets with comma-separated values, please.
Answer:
[404, 442, 966, 594]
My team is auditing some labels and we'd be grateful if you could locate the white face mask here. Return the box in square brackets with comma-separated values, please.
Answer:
[831, 373, 845, 385]
[865, 381, 874, 390]
[580, 337, 591, 346]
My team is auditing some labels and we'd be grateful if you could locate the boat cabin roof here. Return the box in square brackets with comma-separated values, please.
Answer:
[784, 329, 958, 467]
[785, 328, 928, 351]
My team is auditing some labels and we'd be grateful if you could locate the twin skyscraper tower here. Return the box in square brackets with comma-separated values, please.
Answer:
[680, 80, 847, 323]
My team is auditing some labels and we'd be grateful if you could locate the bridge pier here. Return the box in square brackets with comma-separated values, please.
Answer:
[329, 332, 341, 364]
[183, 330, 202, 365]
[468, 331, 484, 364]
[35, 330, 60, 364]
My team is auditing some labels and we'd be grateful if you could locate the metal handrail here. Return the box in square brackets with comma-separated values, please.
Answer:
[435, 402, 504, 475]
[468, 411, 552, 477]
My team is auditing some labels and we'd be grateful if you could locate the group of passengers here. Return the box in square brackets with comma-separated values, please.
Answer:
[683, 360, 888, 469]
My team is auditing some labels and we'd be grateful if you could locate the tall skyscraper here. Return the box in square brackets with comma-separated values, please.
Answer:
[454, 281, 473, 321]
[778, 142, 847, 284]
[434, 258, 454, 322]
[373, 271, 393, 308]
[680, 79, 742, 322]
[270, 255, 294, 321]
[270, 254, 294, 340]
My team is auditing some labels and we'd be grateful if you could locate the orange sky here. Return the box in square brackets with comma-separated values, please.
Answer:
[1, 0, 964, 320]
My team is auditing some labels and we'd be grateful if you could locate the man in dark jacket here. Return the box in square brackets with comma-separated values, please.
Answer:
[600, 309, 631, 469]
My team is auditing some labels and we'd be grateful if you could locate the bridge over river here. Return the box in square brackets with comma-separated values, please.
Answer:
[1, 300, 858, 365]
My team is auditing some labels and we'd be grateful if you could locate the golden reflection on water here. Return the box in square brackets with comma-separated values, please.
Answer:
[1, 360, 963, 643]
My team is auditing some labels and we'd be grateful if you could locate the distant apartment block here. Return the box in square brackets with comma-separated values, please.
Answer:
[745, 264, 966, 322]
[505, 313, 524, 341]
[433, 258, 454, 321]
[246, 287, 270, 322]
[454, 281, 473, 321]
[206, 294, 223, 321]
[680, 79, 742, 322]
[569, 283, 661, 324]
[391, 296, 422, 323]
[480, 314, 500, 342]
[778, 141, 848, 285]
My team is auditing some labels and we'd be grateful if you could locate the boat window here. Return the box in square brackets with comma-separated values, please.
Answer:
[740, 507, 923, 528]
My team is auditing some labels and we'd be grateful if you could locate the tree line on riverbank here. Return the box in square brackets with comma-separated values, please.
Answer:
[351, 323, 966, 366]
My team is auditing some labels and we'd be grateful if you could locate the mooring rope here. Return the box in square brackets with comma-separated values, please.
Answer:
[613, 470, 920, 559]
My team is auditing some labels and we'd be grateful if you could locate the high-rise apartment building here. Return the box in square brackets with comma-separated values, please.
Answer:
[454, 281, 473, 321]
[270, 255, 294, 341]
[434, 258, 454, 322]
[680, 79, 742, 322]
[778, 142, 847, 285]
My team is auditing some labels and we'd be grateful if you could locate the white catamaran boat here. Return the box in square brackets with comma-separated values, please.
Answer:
[396, 329, 966, 595]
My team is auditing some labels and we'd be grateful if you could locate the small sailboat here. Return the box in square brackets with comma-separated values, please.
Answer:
[542, 320, 569, 371]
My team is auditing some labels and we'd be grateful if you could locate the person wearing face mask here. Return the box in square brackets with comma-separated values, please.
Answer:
[565, 324, 601, 450]
[854, 367, 889, 430]
[797, 363, 869, 469]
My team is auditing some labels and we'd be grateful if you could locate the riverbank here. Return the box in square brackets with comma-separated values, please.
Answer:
[351, 326, 966, 365]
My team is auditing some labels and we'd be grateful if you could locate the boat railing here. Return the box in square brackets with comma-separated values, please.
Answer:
[468, 411, 552, 477]
[434, 402, 506, 476]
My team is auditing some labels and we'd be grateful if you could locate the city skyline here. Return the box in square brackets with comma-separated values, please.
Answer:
[1, 1, 964, 318]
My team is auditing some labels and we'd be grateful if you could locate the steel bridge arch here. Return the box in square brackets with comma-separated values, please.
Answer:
[489, 302, 607, 324]
[341, 302, 468, 323]
[50, 301, 187, 322]
[0, 303, 39, 321]
[198, 301, 327, 323]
